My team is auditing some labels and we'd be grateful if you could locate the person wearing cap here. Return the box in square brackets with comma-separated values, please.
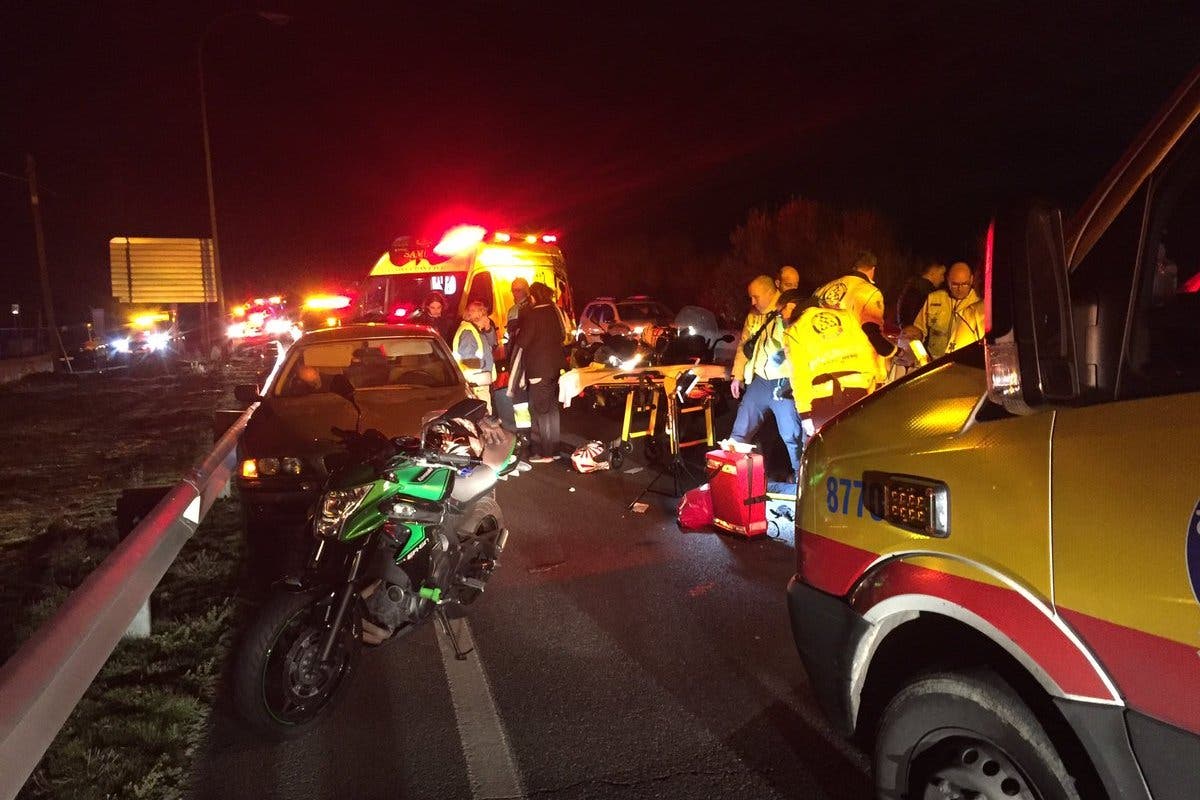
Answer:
[904, 261, 984, 360]
[782, 288, 891, 439]
[777, 265, 800, 292]
[729, 276, 803, 474]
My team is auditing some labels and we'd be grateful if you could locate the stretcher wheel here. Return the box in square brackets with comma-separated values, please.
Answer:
[643, 434, 663, 464]
[610, 448, 625, 470]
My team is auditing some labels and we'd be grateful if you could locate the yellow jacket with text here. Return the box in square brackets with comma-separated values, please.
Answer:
[785, 306, 888, 415]
[813, 272, 885, 329]
[913, 288, 985, 359]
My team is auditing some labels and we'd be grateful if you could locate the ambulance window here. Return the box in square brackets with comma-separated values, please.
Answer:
[466, 272, 494, 313]
[1120, 129, 1200, 399]
[1069, 187, 1147, 399]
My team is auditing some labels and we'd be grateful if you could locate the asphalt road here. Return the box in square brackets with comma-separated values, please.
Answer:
[189, 404, 871, 800]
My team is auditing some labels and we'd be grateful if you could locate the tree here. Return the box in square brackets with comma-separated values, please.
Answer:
[718, 197, 915, 318]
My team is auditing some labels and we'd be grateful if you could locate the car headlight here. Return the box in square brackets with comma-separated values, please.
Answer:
[314, 486, 371, 538]
[265, 318, 291, 335]
[226, 322, 246, 339]
[241, 457, 303, 478]
[111, 337, 130, 353]
[146, 331, 170, 351]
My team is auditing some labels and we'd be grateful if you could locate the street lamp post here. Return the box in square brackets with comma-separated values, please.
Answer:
[198, 10, 291, 348]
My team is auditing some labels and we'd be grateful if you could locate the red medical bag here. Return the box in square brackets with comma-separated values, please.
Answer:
[704, 449, 767, 538]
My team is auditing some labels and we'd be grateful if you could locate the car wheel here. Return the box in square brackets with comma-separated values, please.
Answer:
[875, 670, 1082, 800]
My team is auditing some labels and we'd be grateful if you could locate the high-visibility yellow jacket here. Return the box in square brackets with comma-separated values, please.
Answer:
[731, 291, 782, 382]
[453, 321, 497, 385]
[912, 288, 984, 359]
[813, 271, 885, 328]
[785, 306, 888, 415]
[735, 310, 790, 384]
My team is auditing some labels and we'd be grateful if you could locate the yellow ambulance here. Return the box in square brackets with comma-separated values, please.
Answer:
[358, 225, 574, 335]
[788, 67, 1200, 798]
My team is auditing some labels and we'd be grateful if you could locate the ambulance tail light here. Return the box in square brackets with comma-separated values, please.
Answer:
[863, 472, 949, 538]
[983, 204, 1077, 415]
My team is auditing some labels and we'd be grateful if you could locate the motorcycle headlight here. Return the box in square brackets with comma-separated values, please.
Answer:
[314, 486, 370, 538]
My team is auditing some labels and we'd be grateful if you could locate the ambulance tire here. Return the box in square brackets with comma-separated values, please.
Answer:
[875, 670, 1081, 800]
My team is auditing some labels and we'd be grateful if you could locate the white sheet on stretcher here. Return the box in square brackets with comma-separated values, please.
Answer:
[557, 362, 730, 407]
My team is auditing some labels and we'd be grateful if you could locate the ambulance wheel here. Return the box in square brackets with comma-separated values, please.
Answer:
[874, 670, 1081, 800]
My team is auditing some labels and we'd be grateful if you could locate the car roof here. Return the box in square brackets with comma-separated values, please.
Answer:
[297, 323, 437, 344]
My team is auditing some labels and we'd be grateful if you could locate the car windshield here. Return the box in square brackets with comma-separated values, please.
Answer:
[275, 336, 458, 396]
[617, 301, 672, 321]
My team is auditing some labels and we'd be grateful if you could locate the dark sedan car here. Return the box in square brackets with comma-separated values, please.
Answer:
[234, 323, 471, 576]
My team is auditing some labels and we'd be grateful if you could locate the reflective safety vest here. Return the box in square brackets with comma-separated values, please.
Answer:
[453, 321, 497, 385]
[913, 289, 984, 359]
[732, 291, 782, 382]
[784, 306, 889, 415]
[813, 272, 885, 328]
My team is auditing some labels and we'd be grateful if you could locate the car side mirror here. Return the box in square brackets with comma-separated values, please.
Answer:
[984, 204, 1079, 414]
[234, 384, 261, 403]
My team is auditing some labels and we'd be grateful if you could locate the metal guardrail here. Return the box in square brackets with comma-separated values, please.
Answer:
[0, 403, 256, 800]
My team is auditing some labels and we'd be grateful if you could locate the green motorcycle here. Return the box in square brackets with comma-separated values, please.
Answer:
[232, 396, 520, 738]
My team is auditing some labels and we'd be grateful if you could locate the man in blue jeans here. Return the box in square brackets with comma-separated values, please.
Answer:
[729, 276, 804, 475]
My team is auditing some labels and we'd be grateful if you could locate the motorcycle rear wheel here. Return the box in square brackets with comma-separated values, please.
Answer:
[232, 589, 359, 739]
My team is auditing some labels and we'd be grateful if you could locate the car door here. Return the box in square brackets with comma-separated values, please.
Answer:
[1051, 123, 1200, 799]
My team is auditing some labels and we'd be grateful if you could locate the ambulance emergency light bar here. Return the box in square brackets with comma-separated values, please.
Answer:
[427, 224, 560, 256]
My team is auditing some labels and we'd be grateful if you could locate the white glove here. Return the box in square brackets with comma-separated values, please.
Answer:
[801, 418, 816, 438]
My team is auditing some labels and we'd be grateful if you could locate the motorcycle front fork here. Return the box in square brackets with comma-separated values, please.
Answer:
[317, 547, 363, 664]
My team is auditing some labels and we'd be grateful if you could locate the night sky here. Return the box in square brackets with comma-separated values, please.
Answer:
[2, 2, 1198, 321]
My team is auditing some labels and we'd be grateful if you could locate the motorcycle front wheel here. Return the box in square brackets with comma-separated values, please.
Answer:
[232, 589, 359, 739]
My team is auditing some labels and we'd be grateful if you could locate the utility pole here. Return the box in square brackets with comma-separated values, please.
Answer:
[25, 154, 72, 373]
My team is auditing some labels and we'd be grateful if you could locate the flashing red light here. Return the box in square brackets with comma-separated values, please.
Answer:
[493, 232, 511, 243]
[392, 307, 409, 317]
[541, 234, 558, 244]
[983, 220, 995, 335]
[433, 225, 487, 257]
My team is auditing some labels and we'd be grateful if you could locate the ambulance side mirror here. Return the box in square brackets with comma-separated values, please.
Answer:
[983, 203, 1079, 414]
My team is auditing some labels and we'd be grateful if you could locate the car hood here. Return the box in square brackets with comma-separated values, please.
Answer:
[241, 385, 470, 457]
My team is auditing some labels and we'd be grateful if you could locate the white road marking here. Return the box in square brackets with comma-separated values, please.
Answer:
[435, 618, 526, 800]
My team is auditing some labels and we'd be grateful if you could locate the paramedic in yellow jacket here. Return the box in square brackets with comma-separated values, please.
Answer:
[729, 275, 803, 473]
[452, 300, 499, 412]
[812, 250, 885, 329]
[903, 261, 985, 359]
[782, 289, 892, 435]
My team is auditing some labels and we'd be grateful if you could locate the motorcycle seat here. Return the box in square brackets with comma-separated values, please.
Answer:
[450, 464, 497, 504]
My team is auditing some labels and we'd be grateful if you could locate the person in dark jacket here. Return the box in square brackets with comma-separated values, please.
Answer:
[410, 291, 457, 342]
[512, 281, 565, 462]
[894, 262, 946, 328]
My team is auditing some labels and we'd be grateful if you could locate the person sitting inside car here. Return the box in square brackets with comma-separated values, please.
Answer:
[288, 365, 324, 395]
